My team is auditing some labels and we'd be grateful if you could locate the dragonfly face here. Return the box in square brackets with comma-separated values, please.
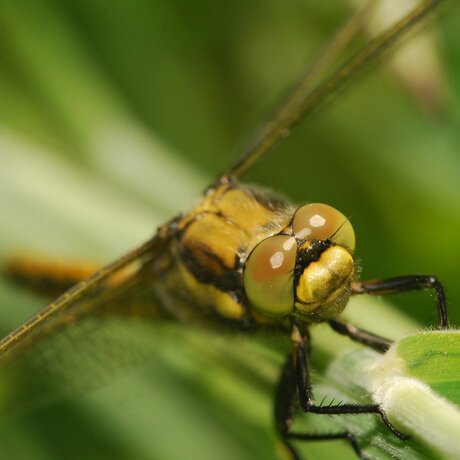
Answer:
[0, 2, 458, 460]
[244, 202, 356, 321]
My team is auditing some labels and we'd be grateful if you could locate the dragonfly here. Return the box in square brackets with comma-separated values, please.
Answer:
[0, 1, 455, 459]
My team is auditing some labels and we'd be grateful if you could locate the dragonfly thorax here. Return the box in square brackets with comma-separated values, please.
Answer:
[243, 203, 356, 322]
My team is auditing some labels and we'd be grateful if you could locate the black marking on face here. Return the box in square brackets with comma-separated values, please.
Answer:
[293, 240, 332, 288]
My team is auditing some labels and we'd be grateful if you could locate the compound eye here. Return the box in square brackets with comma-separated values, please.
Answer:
[244, 235, 297, 316]
[292, 203, 355, 252]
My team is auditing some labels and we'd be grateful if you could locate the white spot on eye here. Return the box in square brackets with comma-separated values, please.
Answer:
[282, 237, 296, 251]
[295, 228, 312, 239]
[270, 251, 284, 269]
[310, 214, 326, 228]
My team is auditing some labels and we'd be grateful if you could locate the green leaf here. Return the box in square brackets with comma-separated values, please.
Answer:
[368, 331, 460, 458]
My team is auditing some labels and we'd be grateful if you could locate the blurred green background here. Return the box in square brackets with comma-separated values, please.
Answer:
[0, 1, 459, 459]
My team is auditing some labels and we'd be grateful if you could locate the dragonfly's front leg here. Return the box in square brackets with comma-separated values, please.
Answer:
[275, 326, 404, 460]
[328, 273, 450, 355]
[351, 275, 449, 329]
[328, 318, 392, 353]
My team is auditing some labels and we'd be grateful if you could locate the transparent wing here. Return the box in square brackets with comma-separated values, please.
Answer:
[227, 0, 443, 179]
[0, 236, 163, 359]
[0, 235, 170, 414]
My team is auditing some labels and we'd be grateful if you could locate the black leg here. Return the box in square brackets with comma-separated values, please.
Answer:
[328, 318, 392, 353]
[275, 326, 406, 459]
[292, 327, 379, 417]
[275, 348, 369, 460]
[275, 351, 302, 460]
[350, 275, 448, 329]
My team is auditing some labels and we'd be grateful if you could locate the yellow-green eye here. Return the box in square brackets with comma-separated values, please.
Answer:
[244, 235, 297, 316]
[292, 203, 355, 252]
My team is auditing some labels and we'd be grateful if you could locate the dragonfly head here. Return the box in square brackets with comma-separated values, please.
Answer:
[243, 203, 356, 322]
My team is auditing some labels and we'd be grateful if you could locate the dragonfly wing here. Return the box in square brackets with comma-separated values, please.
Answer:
[0, 236, 166, 358]
[228, 0, 442, 179]
[0, 235, 172, 414]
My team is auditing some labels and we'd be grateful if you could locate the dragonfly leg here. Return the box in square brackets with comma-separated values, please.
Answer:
[328, 318, 392, 353]
[351, 275, 449, 329]
[275, 354, 367, 459]
[275, 326, 407, 459]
